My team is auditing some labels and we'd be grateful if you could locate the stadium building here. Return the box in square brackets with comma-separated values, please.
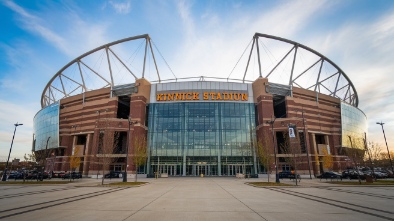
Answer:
[33, 33, 367, 177]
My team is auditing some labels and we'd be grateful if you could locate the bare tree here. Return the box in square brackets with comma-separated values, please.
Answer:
[256, 135, 274, 182]
[321, 148, 333, 171]
[362, 141, 381, 180]
[379, 151, 394, 169]
[314, 149, 320, 177]
[97, 129, 120, 185]
[69, 146, 81, 181]
[33, 151, 48, 167]
[24, 152, 36, 162]
[279, 131, 302, 185]
[22, 153, 38, 182]
[367, 142, 382, 164]
[32, 137, 52, 172]
[132, 136, 147, 182]
[26, 151, 42, 170]
[346, 135, 365, 184]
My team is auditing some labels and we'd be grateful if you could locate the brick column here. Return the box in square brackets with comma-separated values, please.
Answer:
[89, 128, 100, 176]
[253, 77, 274, 147]
[127, 93, 148, 178]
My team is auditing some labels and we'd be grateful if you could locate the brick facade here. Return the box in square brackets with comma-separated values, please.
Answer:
[41, 77, 351, 177]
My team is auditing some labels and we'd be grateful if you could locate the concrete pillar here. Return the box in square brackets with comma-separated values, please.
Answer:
[324, 135, 330, 154]
[311, 133, 320, 176]
[218, 155, 221, 176]
[82, 133, 92, 176]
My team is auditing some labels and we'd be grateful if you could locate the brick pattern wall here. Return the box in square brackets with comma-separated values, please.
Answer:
[54, 81, 150, 176]
[253, 77, 343, 175]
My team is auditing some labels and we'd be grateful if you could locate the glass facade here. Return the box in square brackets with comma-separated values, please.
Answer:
[341, 102, 368, 148]
[147, 102, 256, 176]
[33, 102, 59, 151]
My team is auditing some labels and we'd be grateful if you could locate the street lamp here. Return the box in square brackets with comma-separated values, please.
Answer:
[44, 136, 51, 171]
[376, 121, 394, 174]
[296, 110, 312, 179]
[70, 125, 78, 180]
[266, 117, 280, 183]
[123, 118, 138, 182]
[50, 152, 55, 179]
[345, 157, 350, 172]
[2, 123, 23, 181]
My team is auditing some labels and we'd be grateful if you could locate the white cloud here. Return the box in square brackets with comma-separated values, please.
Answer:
[168, 0, 394, 151]
[0, 99, 38, 159]
[302, 9, 394, 149]
[371, 12, 394, 52]
[250, 0, 331, 37]
[109, 0, 132, 14]
[3, 0, 73, 56]
[64, 13, 110, 57]
[3, 1, 111, 59]
[2, 0, 394, 155]
[0, 100, 36, 132]
[176, 0, 196, 39]
[170, 0, 330, 79]
[2, 0, 112, 107]
[0, 42, 55, 95]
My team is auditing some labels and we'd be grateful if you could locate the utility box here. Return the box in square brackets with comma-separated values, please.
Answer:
[365, 175, 373, 183]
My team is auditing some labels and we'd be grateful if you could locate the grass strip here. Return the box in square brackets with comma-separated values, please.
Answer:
[105, 182, 148, 186]
[328, 180, 394, 185]
[0, 181, 71, 184]
[246, 182, 293, 187]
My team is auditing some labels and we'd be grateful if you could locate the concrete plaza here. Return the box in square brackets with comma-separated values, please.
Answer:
[0, 177, 393, 221]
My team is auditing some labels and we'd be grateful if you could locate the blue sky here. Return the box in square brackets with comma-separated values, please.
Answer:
[1, 0, 394, 160]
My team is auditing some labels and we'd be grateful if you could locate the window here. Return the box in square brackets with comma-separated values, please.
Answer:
[117, 96, 130, 119]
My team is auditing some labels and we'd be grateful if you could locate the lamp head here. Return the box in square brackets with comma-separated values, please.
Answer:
[15, 123, 23, 127]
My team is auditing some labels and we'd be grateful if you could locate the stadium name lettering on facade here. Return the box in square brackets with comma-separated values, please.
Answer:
[156, 92, 248, 101]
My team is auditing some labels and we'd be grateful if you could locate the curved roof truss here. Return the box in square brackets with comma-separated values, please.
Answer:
[41, 34, 162, 107]
[41, 33, 358, 108]
[243, 33, 358, 106]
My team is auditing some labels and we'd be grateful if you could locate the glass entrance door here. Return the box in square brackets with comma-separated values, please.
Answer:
[152, 164, 179, 176]
[226, 164, 244, 176]
[196, 165, 206, 176]
[189, 164, 215, 176]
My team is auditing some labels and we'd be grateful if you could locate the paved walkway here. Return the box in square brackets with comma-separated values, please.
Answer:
[0, 177, 393, 221]
[8, 175, 393, 188]
[63, 175, 367, 187]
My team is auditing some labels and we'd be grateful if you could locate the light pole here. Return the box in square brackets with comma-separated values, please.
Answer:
[70, 125, 78, 181]
[44, 136, 51, 171]
[243, 157, 246, 176]
[296, 110, 312, 179]
[123, 118, 137, 182]
[266, 117, 280, 183]
[96, 110, 104, 179]
[51, 152, 55, 179]
[287, 123, 300, 186]
[363, 132, 375, 180]
[348, 136, 362, 184]
[376, 121, 394, 174]
[344, 157, 350, 175]
[2, 123, 23, 181]
[300, 111, 312, 179]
